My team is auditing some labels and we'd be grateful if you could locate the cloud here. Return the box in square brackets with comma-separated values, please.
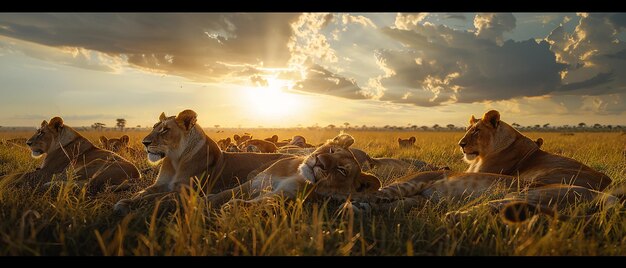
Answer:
[394, 13, 429, 30]
[0, 13, 299, 82]
[292, 64, 369, 100]
[374, 23, 565, 106]
[547, 13, 626, 95]
[288, 13, 338, 67]
[341, 14, 376, 29]
[473, 13, 516, 45]
[0, 36, 123, 72]
[443, 14, 467, 21]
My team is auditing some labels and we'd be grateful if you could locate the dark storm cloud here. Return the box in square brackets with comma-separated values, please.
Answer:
[375, 22, 566, 106]
[0, 13, 299, 82]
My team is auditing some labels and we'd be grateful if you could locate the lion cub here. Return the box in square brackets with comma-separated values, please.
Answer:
[208, 133, 381, 207]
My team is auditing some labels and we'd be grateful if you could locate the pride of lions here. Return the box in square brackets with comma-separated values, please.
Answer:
[0, 109, 624, 224]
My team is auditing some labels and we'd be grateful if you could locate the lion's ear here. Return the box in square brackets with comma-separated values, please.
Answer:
[409, 136, 416, 144]
[234, 134, 241, 142]
[535, 138, 544, 148]
[225, 137, 231, 144]
[159, 112, 167, 122]
[397, 137, 402, 143]
[482, 110, 500, 128]
[469, 115, 478, 125]
[120, 135, 130, 145]
[175, 109, 198, 131]
[354, 172, 381, 193]
[41, 120, 48, 128]
[49, 117, 64, 132]
[332, 133, 354, 148]
[99, 136, 108, 145]
[270, 135, 278, 143]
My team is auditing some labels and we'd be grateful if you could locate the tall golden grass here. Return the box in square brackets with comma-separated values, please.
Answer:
[0, 129, 625, 255]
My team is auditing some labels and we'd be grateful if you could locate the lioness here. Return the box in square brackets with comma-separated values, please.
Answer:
[239, 139, 279, 153]
[352, 110, 614, 222]
[99, 135, 143, 159]
[0, 117, 140, 193]
[398, 137, 416, 148]
[216, 137, 232, 151]
[113, 110, 289, 215]
[233, 133, 253, 147]
[208, 133, 381, 208]
[264, 135, 279, 144]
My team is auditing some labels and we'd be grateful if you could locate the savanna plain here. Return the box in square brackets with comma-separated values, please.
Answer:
[1, 129, 625, 256]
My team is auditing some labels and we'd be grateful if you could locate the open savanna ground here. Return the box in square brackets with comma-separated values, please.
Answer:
[1, 129, 626, 256]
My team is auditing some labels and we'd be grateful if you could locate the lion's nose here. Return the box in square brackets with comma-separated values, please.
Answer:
[142, 140, 151, 147]
[459, 141, 467, 148]
[26, 140, 33, 146]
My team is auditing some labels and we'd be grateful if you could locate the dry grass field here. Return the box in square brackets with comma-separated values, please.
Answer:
[1, 129, 625, 255]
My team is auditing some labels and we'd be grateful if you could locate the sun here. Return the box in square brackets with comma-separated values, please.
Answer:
[244, 77, 301, 118]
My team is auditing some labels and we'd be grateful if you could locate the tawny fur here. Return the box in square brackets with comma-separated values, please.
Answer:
[113, 110, 290, 215]
[352, 110, 616, 222]
[0, 117, 140, 194]
[208, 134, 381, 208]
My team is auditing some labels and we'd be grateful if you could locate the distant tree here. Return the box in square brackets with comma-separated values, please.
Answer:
[420, 126, 429, 131]
[446, 124, 455, 130]
[432, 124, 440, 130]
[136, 125, 141, 128]
[343, 122, 350, 129]
[116, 118, 127, 131]
[361, 124, 367, 130]
[543, 123, 550, 129]
[534, 124, 540, 129]
[578, 122, 586, 128]
[593, 123, 602, 129]
[326, 124, 336, 130]
[511, 123, 521, 129]
[410, 125, 418, 131]
[91, 122, 106, 131]
[383, 125, 390, 130]
[607, 125, 613, 130]
[214, 124, 220, 130]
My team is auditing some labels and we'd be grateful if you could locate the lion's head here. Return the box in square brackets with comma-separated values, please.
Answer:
[26, 117, 78, 158]
[217, 137, 232, 150]
[142, 109, 199, 163]
[99, 135, 130, 153]
[398, 137, 416, 148]
[233, 133, 252, 146]
[265, 135, 279, 144]
[458, 110, 520, 162]
[299, 133, 381, 195]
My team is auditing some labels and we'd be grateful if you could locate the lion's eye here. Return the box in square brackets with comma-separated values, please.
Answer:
[329, 147, 334, 154]
[160, 128, 169, 134]
[337, 167, 347, 176]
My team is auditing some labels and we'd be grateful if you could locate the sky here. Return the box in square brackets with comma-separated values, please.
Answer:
[0, 13, 625, 129]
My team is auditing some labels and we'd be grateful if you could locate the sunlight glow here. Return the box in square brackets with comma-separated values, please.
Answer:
[244, 77, 302, 118]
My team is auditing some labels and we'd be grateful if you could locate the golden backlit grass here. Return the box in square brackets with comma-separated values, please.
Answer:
[0, 129, 625, 255]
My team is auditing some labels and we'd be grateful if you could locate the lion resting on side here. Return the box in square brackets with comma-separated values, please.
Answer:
[351, 110, 616, 223]
[208, 133, 381, 208]
[113, 110, 289, 215]
[0, 117, 140, 194]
